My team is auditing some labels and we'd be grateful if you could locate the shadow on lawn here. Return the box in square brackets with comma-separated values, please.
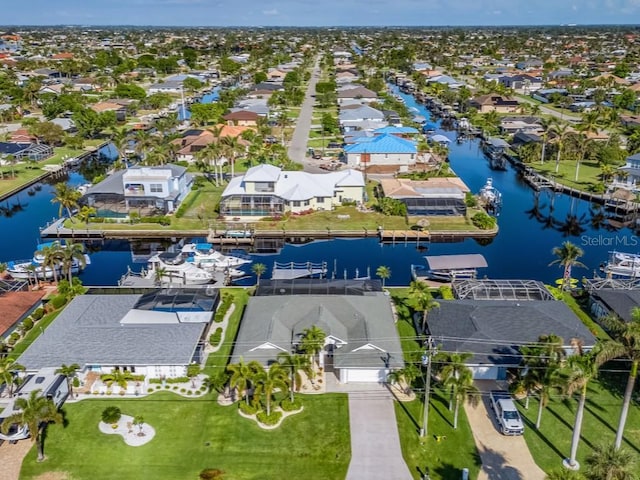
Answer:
[521, 412, 565, 461]
[583, 403, 640, 455]
[388, 386, 421, 434]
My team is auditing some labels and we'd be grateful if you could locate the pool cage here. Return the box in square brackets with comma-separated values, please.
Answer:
[452, 279, 555, 301]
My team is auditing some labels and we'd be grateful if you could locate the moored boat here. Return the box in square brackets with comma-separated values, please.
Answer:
[478, 178, 503, 216]
[145, 251, 214, 285]
[181, 243, 252, 269]
[601, 251, 640, 278]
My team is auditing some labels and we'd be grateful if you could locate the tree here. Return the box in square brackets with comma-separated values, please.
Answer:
[220, 134, 244, 178]
[187, 363, 201, 388]
[585, 443, 636, 480]
[299, 325, 327, 371]
[277, 351, 312, 401]
[597, 308, 640, 449]
[551, 123, 571, 174]
[549, 241, 586, 291]
[408, 280, 440, 333]
[133, 415, 145, 435]
[72, 107, 116, 138]
[40, 241, 63, 284]
[253, 363, 289, 415]
[560, 345, 602, 469]
[114, 83, 147, 101]
[0, 357, 25, 397]
[59, 241, 87, 284]
[376, 265, 391, 288]
[1, 389, 63, 461]
[444, 366, 479, 429]
[51, 182, 81, 220]
[77, 205, 96, 225]
[101, 406, 122, 424]
[252, 263, 266, 286]
[522, 334, 566, 429]
[438, 352, 474, 411]
[226, 359, 262, 405]
[55, 363, 80, 399]
[386, 364, 420, 395]
[545, 470, 585, 480]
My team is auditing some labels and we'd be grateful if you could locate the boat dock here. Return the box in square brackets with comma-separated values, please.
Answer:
[271, 261, 328, 280]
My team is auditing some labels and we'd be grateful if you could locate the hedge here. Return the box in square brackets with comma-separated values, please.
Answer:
[280, 397, 302, 412]
[209, 327, 223, 347]
[257, 410, 283, 426]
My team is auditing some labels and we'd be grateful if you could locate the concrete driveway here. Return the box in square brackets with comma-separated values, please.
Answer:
[465, 381, 546, 480]
[346, 392, 413, 480]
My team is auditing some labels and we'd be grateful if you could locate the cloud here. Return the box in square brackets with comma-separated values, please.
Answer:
[262, 8, 279, 15]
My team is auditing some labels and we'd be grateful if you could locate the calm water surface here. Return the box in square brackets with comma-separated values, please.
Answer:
[1, 95, 637, 286]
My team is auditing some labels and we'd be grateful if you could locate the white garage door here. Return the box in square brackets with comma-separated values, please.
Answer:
[343, 369, 386, 383]
[471, 366, 499, 380]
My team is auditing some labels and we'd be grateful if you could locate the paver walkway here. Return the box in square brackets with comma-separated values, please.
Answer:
[346, 391, 413, 480]
[465, 381, 546, 480]
[0, 440, 32, 480]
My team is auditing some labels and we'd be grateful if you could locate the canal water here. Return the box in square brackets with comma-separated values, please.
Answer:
[0, 94, 636, 286]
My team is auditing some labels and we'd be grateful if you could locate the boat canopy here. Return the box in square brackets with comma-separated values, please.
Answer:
[425, 254, 488, 271]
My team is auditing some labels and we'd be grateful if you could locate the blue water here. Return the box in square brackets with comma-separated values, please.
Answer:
[2, 94, 637, 287]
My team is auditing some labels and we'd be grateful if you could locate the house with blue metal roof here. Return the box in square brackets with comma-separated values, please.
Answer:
[344, 133, 417, 169]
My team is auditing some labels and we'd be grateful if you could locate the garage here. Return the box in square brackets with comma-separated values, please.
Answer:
[340, 368, 388, 383]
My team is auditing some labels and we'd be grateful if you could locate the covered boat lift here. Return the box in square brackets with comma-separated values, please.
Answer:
[412, 254, 487, 282]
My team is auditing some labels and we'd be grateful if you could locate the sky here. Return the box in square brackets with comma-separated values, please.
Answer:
[2, 0, 640, 27]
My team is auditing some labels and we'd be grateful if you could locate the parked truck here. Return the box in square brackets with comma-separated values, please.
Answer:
[489, 390, 525, 435]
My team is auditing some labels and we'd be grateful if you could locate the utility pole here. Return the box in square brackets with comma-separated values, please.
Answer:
[420, 336, 438, 437]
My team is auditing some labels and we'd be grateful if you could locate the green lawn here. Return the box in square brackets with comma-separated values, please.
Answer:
[20, 392, 351, 480]
[519, 376, 640, 475]
[8, 310, 61, 360]
[533, 159, 609, 191]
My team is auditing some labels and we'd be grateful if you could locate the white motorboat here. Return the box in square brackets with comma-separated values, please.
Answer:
[181, 243, 252, 270]
[145, 252, 214, 285]
[478, 178, 502, 215]
[601, 251, 640, 278]
[5, 241, 90, 280]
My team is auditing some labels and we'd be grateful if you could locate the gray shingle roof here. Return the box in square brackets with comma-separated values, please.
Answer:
[592, 289, 640, 322]
[427, 300, 596, 365]
[231, 294, 404, 370]
[18, 294, 207, 370]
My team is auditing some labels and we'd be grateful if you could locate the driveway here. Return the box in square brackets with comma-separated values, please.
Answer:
[346, 392, 413, 480]
[465, 381, 546, 480]
[288, 59, 321, 164]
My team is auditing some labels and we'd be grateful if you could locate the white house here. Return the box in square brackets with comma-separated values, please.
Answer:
[219, 164, 365, 219]
[122, 164, 192, 213]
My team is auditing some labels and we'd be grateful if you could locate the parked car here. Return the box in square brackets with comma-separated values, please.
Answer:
[327, 142, 342, 149]
[489, 390, 524, 435]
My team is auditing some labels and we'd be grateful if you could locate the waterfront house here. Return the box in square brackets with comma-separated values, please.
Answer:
[426, 280, 596, 380]
[469, 94, 520, 113]
[613, 153, 640, 192]
[343, 133, 417, 169]
[17, 289, 219, 381]
[148, 81, 183, 94]
[379, 177, 470, 216]
[499, 116, 543, 134]
[231, 281, 404, 383]
[219, 164, 364, 219]
[82, 164, 192, 216]
[0, 141, 53, 162]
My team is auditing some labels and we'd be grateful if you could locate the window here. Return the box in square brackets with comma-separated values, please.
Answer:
[150, 183, 163, 193]
[293, 201, 301, 207]
[303, 200, 310, 206]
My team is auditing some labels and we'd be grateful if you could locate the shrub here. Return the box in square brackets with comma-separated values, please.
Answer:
[280, 397, 302, 412]
[148, 388, 154, 394]
[180, 388, 186, 393]
[438, 286, 454, 300]
[101, 406, 122, 424]
[256, 410, 282, 426]
[199, 468, 225, 480]
[21, 318, 34, 331]
[471, 211, 496, 230]
[32, 307, 44, 320]
[239, 401, 258, 415]
[49, 294, 68, 310]
[7, 332, 20, 346]
[209, 327, 223, 347]
[465, 191, 478, 207]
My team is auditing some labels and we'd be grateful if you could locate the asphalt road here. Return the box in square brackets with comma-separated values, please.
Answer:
[287, 58, 321, 164]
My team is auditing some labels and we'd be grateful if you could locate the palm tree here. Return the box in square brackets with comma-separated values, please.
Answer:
[77, 205, 96, 225]
[549, 241, 586, 291]
[252, 263, 266, 286]
[545, 469, 585, 480]
[438, 352, 474, 411]
[408, 280, 440, 334]
[0, 389, 63, 461]
[0, 357, 25, 397]
[299, 325, 327, 371]
[560, 344, 602, 469]
[220, 135, 243, 179]
[40, 242, 63, 284]
[277, 352, 311, 401]
[376, 265, 391, 288]
[253, 363, 289, 415]
[551, 123, 571, 174]
[597, 308, 640, 449]
[55, 363, 80, 399]
[521, 334, 566, 429]
[59, 241, 87, 284]
[386, 364, 420, 395]
[51, 182, 81, 220]
[226, 359, 262, 405]
[585, 443, 636, 480]
[444, 367, 479, 429]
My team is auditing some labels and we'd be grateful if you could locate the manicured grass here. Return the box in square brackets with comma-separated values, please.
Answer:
[395, 393, 481, 480]
[560, 291, 609, 340]
[203, 288, 249, 376]
[533, 159, 612, 191]
[519, 376, 640, 474]
[0, 166, 47, 196]
[20, 392, 351, 480]
[9, 309, 61, 360]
